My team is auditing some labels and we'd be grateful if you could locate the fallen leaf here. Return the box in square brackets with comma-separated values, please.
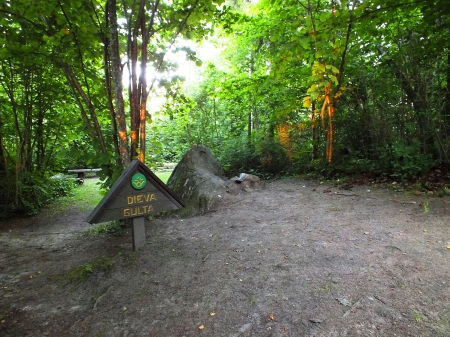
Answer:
[199, 325, 204, 330]
[210, 312, 216, 316]
[269, 314, 275, 320]
[309, 318, 322, 323]
[447, 246, 450, 249]
[284, 327, 289, 332]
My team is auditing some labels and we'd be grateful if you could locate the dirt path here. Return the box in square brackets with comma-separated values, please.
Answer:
[1, 179, 449, 337]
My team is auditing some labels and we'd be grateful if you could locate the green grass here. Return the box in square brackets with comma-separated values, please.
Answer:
[60, 257, 114, 285]
[49, 168, 172, 214]
[84, 221, 122, 236]
[154, 170, 172, 183]
[412, 310, 425, 323]
[60, 179, 104, 211]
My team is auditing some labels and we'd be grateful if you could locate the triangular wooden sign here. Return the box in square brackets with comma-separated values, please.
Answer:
[86, 160, 184, 224]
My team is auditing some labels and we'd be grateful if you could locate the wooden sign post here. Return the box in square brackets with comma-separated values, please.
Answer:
[86, 160, 184, 250]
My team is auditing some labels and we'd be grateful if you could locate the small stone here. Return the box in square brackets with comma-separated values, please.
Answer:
[238, 323, 252, 333]
[336, 298, 351, 306]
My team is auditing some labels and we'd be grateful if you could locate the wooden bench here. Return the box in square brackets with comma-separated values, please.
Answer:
[68, 168, 101, 184]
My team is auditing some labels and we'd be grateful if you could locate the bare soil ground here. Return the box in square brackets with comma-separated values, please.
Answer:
[1, 178, 450, 337]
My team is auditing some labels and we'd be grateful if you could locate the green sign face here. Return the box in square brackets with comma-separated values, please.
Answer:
[131, 173, 146, 190]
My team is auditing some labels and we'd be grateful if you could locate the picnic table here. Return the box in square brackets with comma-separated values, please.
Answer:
[67, 168, 101, 184]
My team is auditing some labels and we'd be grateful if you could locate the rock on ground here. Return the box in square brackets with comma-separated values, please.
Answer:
[167, 145, 227, 216]
[167, 145, 264, 217]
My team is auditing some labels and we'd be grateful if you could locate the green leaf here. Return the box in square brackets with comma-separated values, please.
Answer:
[331, 66, 340, 74]
[319, 12, 329, 23]
[330, 75, 338, 85]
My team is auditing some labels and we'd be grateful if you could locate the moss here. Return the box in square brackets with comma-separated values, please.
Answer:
[59, 257, 114, 285]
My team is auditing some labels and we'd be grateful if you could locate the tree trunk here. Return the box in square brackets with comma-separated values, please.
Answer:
[36, 93, 45, 171]
[23, 69, 33, 173]
[66, 65, 107, 153]
[0, 116, 6, 173]
[139, 35, 148, 163]
[446, 52, 450, 116]
[129, 26, 140, 160]
[390, 59, 434, 155]
[108, 0, 130, 167]
[311, 101, 318, 160]
[103, 6, 121, 165]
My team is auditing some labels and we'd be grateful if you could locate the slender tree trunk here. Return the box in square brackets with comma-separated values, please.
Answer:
[108, 0, 130, 167]
[390, 60, 434, 154]
[129, 27, 140, 160]
[43, 14, 108, 158]
[139, 35, 148, 163]
[0, 116, 6, 173]
[213, 97, 219, 147]
[103, 4, 121, 165]
[61, 64, 96, 136]
[139, 0, 160, 163]
[44, 115, 63, 168]
[311, 101, 318, 160]
[14, 135, 26, 209]
[62, 64, 107, 153]
[23, 69, 34, 172]
[247, 50, 255, 142]
[36, 93, 45, 171]
[446, 52, 450, 116]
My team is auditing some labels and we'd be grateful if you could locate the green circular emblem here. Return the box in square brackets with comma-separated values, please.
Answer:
[131, 173, 146, 190]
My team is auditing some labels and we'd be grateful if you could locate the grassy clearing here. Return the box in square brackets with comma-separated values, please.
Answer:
[49, 168, 172, 215]
[154, 170, 172, 183]
[56, 178, 104, 212]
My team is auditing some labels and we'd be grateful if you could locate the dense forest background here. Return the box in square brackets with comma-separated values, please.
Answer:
[0, 0, 449, 217]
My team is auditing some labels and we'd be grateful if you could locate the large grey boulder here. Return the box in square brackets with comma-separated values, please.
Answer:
[167, 145, 227, 216]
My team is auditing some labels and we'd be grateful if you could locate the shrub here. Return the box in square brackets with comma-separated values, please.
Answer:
[0, 173, 76, 218]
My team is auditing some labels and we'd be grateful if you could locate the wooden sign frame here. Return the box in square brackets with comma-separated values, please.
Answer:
[86, 160, 184, 249]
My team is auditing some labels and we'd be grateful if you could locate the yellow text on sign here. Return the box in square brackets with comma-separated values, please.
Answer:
[127, 193, 156, 205]
[123, 205, 154, 217]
